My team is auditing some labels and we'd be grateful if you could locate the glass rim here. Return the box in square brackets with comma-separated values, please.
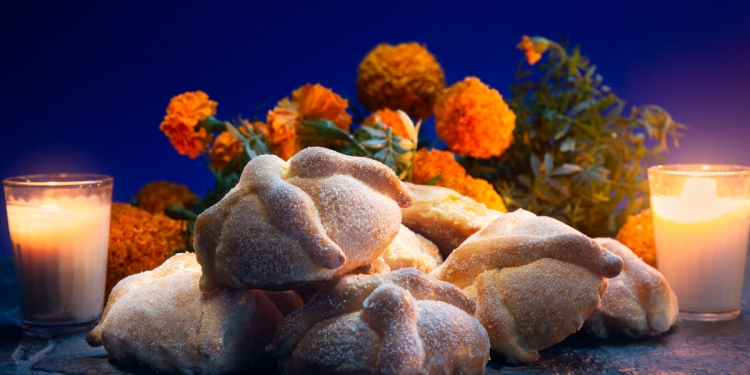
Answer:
[648, 164, 750, 177]
[3, 173, 113, 187]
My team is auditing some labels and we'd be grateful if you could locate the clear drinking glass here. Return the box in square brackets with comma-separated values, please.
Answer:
[648, 165, 750, 321]
[4, 174, 113, 336]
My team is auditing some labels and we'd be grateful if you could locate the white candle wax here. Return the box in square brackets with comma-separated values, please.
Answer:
[7, 195, 111, 323]
[652, 177, 750, 313]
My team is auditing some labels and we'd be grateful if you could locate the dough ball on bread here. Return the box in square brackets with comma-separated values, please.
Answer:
[267, 268, 490, 375]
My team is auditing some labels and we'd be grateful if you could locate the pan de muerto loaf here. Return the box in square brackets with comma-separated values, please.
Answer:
[584, 238, 678, 338]
[194, 147, 412, 291]
[86, 253, 303, 374]
[431, 209, 623, 363]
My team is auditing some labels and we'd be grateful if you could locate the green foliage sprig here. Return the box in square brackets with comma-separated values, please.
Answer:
[466, 38, 686, 237]
[298, 113, 419, 180]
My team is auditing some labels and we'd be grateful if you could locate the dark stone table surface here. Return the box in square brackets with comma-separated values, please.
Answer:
[2, 255, 749, 375]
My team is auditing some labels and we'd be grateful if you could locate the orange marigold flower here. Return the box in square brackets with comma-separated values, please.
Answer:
[159, 90, 217, 159]
[267, 98, 302, 160]
[517, 35, 541, 65]
[412, 148, 466, 184]
[440, 175, 508, 213]
[616, 208, 657, 268]
[267, 98, 299, 144]
[516, 35, 550, 66]
[363, 109, 412, 139]
[356, 43, 445, 119]
[293, 84, 352, 132]
[434, 77, 516, 159]
[132, 181, 199, 214]
[208, 132, 243, 170]
[411, 148, 508, 212]
[207, 121, 267, 169]
[266, 84, 351, 160]
[106, 203, 186, 296]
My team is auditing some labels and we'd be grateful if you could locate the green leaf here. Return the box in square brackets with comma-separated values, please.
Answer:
[517, 174, 532, 189]
[426, 174, 442, 186]
[545, 177, 570, 196]
[244, 144, 258, 159]
[391, 140, 411, 154]
[382, 152, 397, 171]
[361, 139, 387, 150]
[298, 118, 352, 142]
[530, 154, 541, 178]
[543, 153, 554, 174]
[225, 122, 247, 142]
[373, 148, 387, 160]
[551, 164, 583, 176]
[359, 125, 387, 138]
[605, 101, 624, 125]
[569, 98, 597, 117]
[559, 138, 576, 152]
[585, 64, 597, 81]
[554, 123, 572, 140]
[164, 205, 198, 221]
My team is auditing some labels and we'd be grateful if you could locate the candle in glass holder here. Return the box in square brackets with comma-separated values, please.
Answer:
[649, 165, 750, 321]
[4, 174, 112, 337]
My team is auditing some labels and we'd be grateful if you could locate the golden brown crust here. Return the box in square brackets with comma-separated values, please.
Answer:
[584, 238, 678, 338]
[401, 182, 503, 258]
[267, 268, 489, 375]
[86, 253, 303, 374]
[430, 209, 623, 363]
[194, 147, 412, 292]
[465, 259, 607, 363]
[378, 225, 443, 274]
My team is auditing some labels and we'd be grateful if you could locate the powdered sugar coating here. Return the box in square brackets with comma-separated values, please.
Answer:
[416, 300, 491, 374]
[431, 209, 623, 363]
[402, 182, 504, 258]
[268, 268, 489, 375]
[431, 209, 623, 289]
[194, 147, 411, 291]
[86, 253, 303, 374]
[282, 313, 380, 374]
[584, 238, 678, 338]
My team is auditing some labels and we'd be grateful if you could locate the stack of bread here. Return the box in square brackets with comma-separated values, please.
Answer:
[86, 147, 678, 374]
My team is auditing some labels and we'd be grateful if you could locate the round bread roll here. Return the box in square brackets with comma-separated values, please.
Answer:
[584, 238, 678, 338]
[194, 147, 412, 291]
[401, 182, 503, 258]
[267, 268, 490, 375]
[431, 209, 623, 363]
[86, 253, 302, 374]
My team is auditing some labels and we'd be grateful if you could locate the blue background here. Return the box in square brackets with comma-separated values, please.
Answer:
[2, 0, 750, 256]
